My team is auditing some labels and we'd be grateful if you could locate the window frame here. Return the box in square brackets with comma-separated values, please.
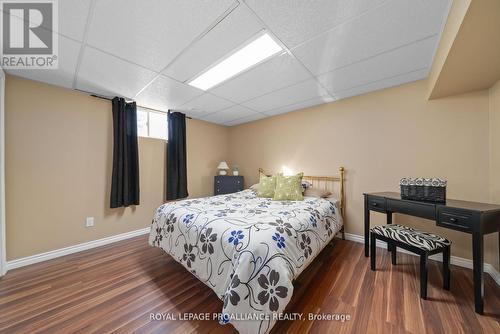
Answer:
[137, 107, 168, 141]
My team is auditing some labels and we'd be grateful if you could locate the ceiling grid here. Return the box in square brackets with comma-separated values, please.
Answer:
[4, 0, 452, 126]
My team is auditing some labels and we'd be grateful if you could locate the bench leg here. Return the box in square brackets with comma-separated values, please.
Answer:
[420, 253, 428, 299]
[391, 242, 397, 265]
[443, 245, 451, 290]
[386, 212, 393, 252]
[370, 233, 376, 271]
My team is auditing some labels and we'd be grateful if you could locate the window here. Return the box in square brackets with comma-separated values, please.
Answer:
[137, 107, 168, 140]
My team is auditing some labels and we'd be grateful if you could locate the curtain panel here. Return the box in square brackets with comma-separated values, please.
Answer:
[166, 111, 188, 200]
[110, 97, 140, 208]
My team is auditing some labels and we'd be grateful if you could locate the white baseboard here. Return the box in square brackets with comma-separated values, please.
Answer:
[6, 227, 151, 272]
[343, 233, 500, 286]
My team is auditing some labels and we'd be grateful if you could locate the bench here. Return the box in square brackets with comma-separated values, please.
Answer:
[370, 224, 451, 299]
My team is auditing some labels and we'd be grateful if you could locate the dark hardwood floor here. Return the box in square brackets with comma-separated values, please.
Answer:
[0, 235, 499, 334]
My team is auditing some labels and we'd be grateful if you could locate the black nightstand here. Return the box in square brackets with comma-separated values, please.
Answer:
[214, 175, 244, 195]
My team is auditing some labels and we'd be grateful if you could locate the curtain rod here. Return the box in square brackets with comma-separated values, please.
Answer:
[75, 89, 192, 119]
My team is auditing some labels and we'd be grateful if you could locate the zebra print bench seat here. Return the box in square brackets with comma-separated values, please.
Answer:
[370, 224, 451, 299]
[370, 224, 451, 251]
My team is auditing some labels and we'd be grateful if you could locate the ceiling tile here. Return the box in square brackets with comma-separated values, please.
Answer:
[244, 0, 387, 48]
[135, 75, 204, 112]
[334, 68, 429, 100]
[178, 93, 234, 118]
[292, 0, 450, 75]
[224, 112, 267, 126]
[5, 35, 81, 89]
[86, 0, 234, 72]
[202, 105, 257, 124]
[242, 79, 330, 112]
[76, 47, 157, 98]
[317, 36, 437, 95]
[163, 5, 263, 82]
[210, 52, 311, 103]
[263, 96, 334, 117]
[58, 0, 92, 41]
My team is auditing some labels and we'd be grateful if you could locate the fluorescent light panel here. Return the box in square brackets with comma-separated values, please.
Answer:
[188, 33, 283, 90]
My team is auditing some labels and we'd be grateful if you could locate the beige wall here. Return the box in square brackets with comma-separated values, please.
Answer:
[429, 0, 500, 99]
[490, 80, 500, 201]
[228, 79, 499, 271]
[489, 80, 500, 270]
[427, 0, 471, 97]
[5, 75, 499, 270]
[5, 75, 229, 260]
[187, 118, 229, 198]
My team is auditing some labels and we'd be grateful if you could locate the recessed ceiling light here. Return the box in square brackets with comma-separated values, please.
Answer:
[188, 33, 283, 91]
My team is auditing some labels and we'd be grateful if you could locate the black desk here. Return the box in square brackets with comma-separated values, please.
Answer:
[364, 192, 500, 314]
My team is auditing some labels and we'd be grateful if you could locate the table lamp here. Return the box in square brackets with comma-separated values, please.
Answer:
[217, 161, 229, 175]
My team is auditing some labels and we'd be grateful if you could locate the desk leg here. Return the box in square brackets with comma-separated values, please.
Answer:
[387, 212, 393, 252]
[472, 231, 484, 314]
[364, 196, 370, 257]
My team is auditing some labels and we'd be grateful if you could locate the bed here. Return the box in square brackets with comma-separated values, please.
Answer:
[148, 167, 345, 334]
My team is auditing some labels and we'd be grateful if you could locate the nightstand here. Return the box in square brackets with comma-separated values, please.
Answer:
[214, 175, 244, 195]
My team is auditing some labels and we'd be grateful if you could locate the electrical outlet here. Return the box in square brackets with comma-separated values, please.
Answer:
[85, 217, 94, 227]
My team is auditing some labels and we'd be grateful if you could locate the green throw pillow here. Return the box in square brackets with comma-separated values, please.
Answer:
[273, 173, 304, 201]
[257, 173, 276, 198]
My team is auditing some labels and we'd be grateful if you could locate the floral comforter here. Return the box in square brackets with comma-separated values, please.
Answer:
[148, 189, 343, 334]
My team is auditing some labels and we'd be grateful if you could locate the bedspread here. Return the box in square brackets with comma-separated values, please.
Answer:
[149, 189, 342, 333]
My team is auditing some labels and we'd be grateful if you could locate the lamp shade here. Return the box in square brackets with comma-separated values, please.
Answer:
[217, 161, 229, 170]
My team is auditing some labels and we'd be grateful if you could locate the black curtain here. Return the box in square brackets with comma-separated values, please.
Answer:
[166, 111, 188, 200]
[110, 97, 140, 208]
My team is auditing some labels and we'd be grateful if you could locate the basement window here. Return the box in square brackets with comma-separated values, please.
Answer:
[137, 107, 168, 140]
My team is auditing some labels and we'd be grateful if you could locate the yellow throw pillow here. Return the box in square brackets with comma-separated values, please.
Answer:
[257, 173, 276, 198]
[273, 173, 304, 201]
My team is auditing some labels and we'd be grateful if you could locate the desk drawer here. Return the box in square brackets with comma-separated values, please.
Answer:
[367, 196, 386, 212]
[437, 209, 472, 232]
[387, 199, 435, 220]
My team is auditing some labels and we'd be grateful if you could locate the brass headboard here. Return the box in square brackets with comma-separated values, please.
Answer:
[258, 167, 346, 222]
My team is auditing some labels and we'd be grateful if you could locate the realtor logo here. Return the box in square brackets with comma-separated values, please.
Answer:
[0, 0, 58, 69]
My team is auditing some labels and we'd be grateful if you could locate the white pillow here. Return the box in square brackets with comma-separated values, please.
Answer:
[304, 188, 331, 198]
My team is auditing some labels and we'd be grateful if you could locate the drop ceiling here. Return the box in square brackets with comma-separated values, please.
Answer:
[4, 0, 452, 126]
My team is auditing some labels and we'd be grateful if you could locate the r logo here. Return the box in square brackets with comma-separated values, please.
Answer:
[2, 2, 53, 54]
